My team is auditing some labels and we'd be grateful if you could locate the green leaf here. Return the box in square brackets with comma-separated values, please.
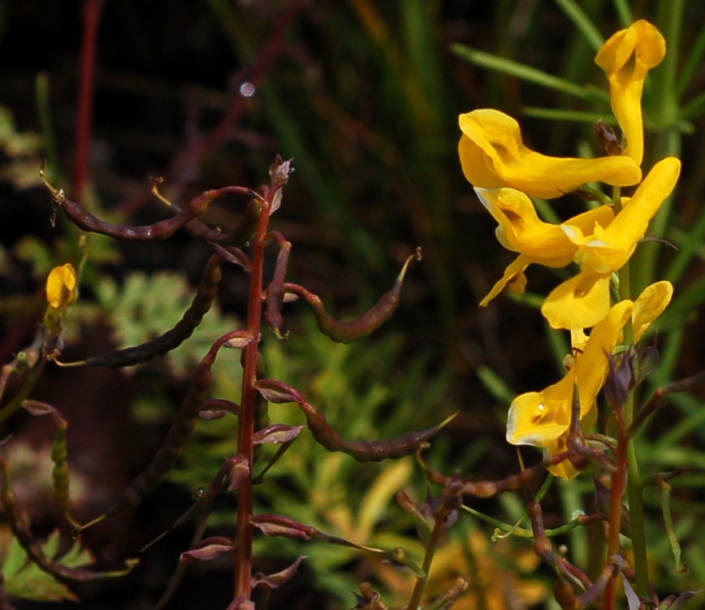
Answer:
[475, 365, 514, 408]
[553, 0, 604, 51]
[451, 44, 606, 101]
[1, 530, 94, 602]
[13, 236, 54, 279]
[522, 107, 612, 124]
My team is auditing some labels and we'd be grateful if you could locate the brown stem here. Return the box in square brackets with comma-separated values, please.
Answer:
[234, 186, 274, 599]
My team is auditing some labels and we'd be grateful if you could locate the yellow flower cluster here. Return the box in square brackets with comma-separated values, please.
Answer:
[458, 21, 677, 478]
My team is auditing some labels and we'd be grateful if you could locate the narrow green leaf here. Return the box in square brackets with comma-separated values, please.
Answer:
[650, 394, 705, 450]
[660, 275, 705, 328]
[522, 106, 612, 123]
[612, 0, 633, 28]
[680, 88, 705, 121]
[665, 212, 705, 286]
[553, 0, 604, 51]
[545, 323, 571, 378]
[451, 44, 595, 100]
[660, 484, 683, 571]
[675, 19, 705, 99]
[476, 365, 514, 407]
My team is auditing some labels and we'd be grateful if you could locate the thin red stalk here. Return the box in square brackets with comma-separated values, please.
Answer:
[233, 188, 273, 599]
[603, 410, 628, 610]
[122, 0, 305, 216]
[194, 0, 304, 159]
[73, 0, 102, 200]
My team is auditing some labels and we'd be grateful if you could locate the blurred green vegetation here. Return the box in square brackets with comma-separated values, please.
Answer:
[1, 1, 705, 608]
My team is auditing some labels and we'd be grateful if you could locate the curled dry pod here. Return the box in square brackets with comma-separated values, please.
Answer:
[150, 177, 264, 246]
[254, 378, 454, 462]
[283, 248, 422, 344]
[75, 330, 251, 533]
[41, 168, 256, 243]
[58, 254, 223, 368]
[223, 195, 266, 246]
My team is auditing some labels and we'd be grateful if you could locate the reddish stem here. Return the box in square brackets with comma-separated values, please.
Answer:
[233, 187, 273, 599]
[121, 0, 305, 217]
[73, 0, 102, 199]
[603, 410, 628, 610]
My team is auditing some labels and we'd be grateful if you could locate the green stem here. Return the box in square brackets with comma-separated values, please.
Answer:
[0, 357, 46, 426]
[405, 511, 447, 610]
[615, 187, 649, 597]
[620, 5, 686, 594]
[626, 436, 648, 594]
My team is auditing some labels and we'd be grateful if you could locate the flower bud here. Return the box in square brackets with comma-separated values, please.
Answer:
[604, 350, 636, 410]
[593, 119, 623, 156]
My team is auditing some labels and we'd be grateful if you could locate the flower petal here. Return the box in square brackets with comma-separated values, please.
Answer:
[475, 187, 614, 262]
[595, 20, 666, 165]
[46, 263, 77, 310]
[562, 224, 622, 275]
[632, 280, 673, 341]
[479, 254, 532, 307]
[459, 109, 641, 198]
[506, 382, 573, 446]
[598, 157, 680, 264]
[544, 436, 581, 479]
[541, 272, 612, 330]
[573, 299, 633, 405]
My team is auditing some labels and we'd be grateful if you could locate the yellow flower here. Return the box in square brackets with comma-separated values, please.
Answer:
[541, 156, 680, 329]
[458, 109, 641, 199]
[595, 20, 666, 165]
[474, 186, 614, 307]
[631, 280, 673, 340]
[506, 282, 672, 479]
[507, 301, 632, 478]
[46, 263, 77, 312]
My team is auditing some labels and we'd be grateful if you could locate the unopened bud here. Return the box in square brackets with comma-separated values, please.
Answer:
[594, 119, 623, 156]
[604, 350, 635, 410]
[637, 344, 659, 385]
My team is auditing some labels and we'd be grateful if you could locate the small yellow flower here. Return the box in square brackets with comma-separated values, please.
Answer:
[507, 300, 632, 478]
[46, 263, 77, 312]
[541, 156, 680, 329]
[474, 186, 614, 307]
[506, 282, 672, 479]
[458, 109, 642, 199]
[595, 20, 666, 165]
